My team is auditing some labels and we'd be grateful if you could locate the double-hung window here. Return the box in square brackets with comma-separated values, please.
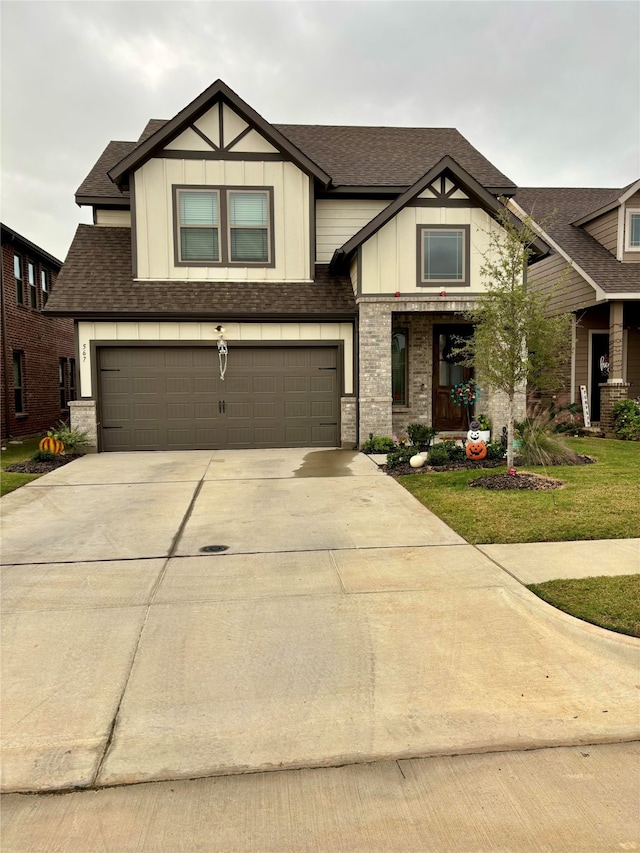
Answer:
[175, 186, 273, 266]
[14, 255, 23, 304]
[626, 210, 640, 251]
[41, 269, 50, 306]
[28, 262, 37, 308]
[418, 225, 469, 286]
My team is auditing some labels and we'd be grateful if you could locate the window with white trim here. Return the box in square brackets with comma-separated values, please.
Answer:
[625, 210, 640, 251]
[28, 262, 37, 308]
[175, 186, 273, 266]
[14, 255, 24, 304]
[41, 269, 50, 306]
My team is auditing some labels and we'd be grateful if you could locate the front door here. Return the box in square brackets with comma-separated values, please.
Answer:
[432, 324, 473, 430]
[590, 332, 609, 422]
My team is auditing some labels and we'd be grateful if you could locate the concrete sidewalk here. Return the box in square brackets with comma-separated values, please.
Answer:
[1, 449, 638, 797]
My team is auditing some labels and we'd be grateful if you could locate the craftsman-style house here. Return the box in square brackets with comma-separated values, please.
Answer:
[48, 79, 559, 452]
[512, 184, 640, 432]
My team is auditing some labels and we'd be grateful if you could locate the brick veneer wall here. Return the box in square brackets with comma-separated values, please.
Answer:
[1, 240, 75, 440]
[599, 381, 630, 436]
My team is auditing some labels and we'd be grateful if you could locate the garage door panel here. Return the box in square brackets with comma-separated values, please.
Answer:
[99, 346, 339, 451]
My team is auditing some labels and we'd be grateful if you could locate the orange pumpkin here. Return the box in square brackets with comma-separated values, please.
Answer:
[466, 440, 487, 460]
[39, 436, 64, 455]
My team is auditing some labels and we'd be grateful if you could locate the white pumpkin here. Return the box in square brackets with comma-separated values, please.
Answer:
[409, 454, 425, 468]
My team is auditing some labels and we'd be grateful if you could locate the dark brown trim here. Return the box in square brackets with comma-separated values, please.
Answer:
[357, 292, 478, 301]
[224, 123, 252, 151]
[408, 199, 478, 208]
[318, 186, 406, 198]
[172, 185, 275, 268]
[331, 157, 548, 272]
[158, 150, 286, 162]
[190, 123, 219, 151]
[107, 80, 332, 187]
[1, 224, 63, 269]
[130, 172, 138, 278]
[416, 224, 471, 288]
[52, 310, 357, 321]
[75, 196, 130, 208]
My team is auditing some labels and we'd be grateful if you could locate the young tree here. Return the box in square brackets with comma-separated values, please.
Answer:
[458, 208, 572, 468]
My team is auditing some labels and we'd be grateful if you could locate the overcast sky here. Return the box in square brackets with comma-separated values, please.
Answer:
[2, 0, 639, 262]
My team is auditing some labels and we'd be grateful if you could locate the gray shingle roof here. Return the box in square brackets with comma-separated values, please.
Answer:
[515, 187, 640, 295]
[46, 226, 356, 318]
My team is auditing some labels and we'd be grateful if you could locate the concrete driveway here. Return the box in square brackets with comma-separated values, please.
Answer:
[1, 449, 639, 793]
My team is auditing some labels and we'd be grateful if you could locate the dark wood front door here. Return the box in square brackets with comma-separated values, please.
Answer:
[432, 325, 473, 430]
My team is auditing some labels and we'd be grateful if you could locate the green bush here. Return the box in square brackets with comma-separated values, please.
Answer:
[406, 423, 437, 449]
[485, 442, 505, 461]
[612, 398, 640, 441]
[439, 440, 466, 462]
[386, 447, 418, 469]
[47, 420, 91, 453]
[476, 414, 491, 430]
[32, 449, 57, 462]
[427, 445, 450, 466]
[362, 435, 397, 454]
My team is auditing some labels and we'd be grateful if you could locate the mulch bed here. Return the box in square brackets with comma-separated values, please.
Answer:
[468, 472, 564, 491]
[4, 454, 84, 474]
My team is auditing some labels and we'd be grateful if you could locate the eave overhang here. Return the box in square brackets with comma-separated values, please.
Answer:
[329, 156, 547, 274]
[572, 178, 640, 227]
[107, 80, 332, 190]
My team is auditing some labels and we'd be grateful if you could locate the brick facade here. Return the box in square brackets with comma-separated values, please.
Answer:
[1, 227, 75, 441]
[599, 381, 630, 436]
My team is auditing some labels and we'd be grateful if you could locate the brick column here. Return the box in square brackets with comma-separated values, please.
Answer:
[69, 400, 98, 452]
[599, 382, 630, 436]
[358, 302, 393, 445]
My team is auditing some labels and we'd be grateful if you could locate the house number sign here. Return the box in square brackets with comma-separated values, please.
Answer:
[580, 385, 591, 429]
[82, 343, 87, 363]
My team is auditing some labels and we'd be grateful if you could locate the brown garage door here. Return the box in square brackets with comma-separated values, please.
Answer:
[98, 345, 339, 451]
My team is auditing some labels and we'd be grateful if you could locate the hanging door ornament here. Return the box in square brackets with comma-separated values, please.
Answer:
[216, 325, 228, 380]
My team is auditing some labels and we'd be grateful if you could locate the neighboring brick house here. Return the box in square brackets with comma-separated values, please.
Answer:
[1, 224, 76, 441]
[512, 182, 640, 433]
[47, 79, 555, 452]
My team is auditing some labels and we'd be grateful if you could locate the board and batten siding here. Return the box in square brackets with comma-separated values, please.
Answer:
[527, 253, 597, 314]
[77, 320, 354, 398]
[134, 158, 311, 281]
[315, 199, 388, 263]
[583, 209, 617, 255]
[95, 209, 132, 227]
[359, 206, 502, 295]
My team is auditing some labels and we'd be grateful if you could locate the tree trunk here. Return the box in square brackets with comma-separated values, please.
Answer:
[506, 395, 516, 468]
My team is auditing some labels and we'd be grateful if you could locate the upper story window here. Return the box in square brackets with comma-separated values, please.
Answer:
[625, 210, 640, 251]
[41, 269, 50, 306]
[417, 225, 470, 286]
[174, 185, 274, 267]
[28, 262, 37, 308]
[14, 255, 24, 304]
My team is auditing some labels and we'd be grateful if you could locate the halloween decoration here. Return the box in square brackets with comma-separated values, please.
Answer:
[39, 436, 64, 455]
[466, 440, 487, 460]
[409, 454, 425, 468]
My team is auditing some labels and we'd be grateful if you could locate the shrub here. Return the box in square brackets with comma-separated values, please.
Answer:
[32, 449, 57, 462]
[406, 423, 437, 449]
[612, 398, 640, 441]
[47, 421, 91, 453]
[438, 440, 466, 462]
[427, 445, 450, 466]
[386, 446, 419, 469]
[362, 435, 397, 454]
[485, 442, 505, 461]
[515, 415, 581, 465]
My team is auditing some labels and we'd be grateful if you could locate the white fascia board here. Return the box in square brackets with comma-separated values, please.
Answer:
[507, 199, 608, 302]
[619, 178, 640, 204]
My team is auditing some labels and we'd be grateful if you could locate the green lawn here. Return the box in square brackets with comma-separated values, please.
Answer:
[1, 436, 42, 496]
[527, 575, 640, 638]
[400, 438, 640, 544]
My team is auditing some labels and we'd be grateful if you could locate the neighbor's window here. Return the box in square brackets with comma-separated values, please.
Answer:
[392, 330, 407, 406]
[28, 262, 37, 308]
[419, 226, 468, 285]
[14, 255, 23, 304]
[13, 351, 25, 413]
[41, 269, 50, 306]
[178, 189, 220, 262]
[175, 186, 273, 266]
[626, 210, 640, 250]
[228, 191, 269, 262]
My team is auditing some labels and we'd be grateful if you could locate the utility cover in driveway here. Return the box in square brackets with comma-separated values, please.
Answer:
[98, 346, 339, 451]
